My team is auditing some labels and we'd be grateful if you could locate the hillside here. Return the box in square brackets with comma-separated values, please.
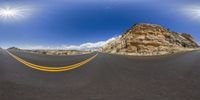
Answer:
[102, 23, 199, 55]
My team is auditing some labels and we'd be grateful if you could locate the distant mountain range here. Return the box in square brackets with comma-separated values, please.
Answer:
[7, 47, 91, 56]
[102, 23, 199, 55]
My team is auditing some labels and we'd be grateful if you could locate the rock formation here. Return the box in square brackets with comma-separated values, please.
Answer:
[102, 23, 198, 55]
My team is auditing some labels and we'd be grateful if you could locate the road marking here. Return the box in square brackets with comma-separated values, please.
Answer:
[7, 50, 98, 72]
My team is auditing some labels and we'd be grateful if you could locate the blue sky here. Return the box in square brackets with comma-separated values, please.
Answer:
[0, 0, 200, 49]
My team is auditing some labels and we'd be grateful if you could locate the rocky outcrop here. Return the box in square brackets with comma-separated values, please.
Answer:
[102, 23, 198, 55]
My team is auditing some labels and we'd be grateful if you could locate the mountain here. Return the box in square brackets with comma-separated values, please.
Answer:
[7, 47, 91, 56]
[102, 23, 199, 55]
[7, 47, 21, 51]
[26, 50, 91, 56]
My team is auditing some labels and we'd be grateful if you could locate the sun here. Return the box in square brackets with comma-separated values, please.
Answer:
[0, 7, 18, 17]
[0, 6, 32, 22]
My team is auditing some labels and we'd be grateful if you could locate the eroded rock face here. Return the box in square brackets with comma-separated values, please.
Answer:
[102, 23, 198, 55]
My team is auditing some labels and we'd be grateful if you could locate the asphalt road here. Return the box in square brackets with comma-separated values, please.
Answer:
[0, 49, 200, 100]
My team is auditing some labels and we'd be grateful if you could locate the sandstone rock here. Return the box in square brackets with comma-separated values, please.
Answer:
[102, 23, 199, 55]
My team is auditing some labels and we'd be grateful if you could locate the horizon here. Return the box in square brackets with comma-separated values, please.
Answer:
[0, 0, 200, 49]
[2, 23, 200, 50]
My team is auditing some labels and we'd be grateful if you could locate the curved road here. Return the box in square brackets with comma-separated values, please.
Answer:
[0, 49, 200, 100]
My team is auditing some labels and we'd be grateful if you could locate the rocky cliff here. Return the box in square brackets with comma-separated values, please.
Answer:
[102, 23, 198, 55]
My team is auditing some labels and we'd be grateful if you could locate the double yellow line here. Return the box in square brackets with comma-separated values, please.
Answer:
[7, 50, 98, 72]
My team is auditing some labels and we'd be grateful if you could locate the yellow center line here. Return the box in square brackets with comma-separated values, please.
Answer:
[6, 50, 98, 72]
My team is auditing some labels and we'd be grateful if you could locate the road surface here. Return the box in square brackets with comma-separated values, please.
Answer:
[0, 49, 200, 100]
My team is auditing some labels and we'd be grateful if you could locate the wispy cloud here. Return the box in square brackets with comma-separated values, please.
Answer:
[181, 5, 200, 21]
[20, 35, 121, 50]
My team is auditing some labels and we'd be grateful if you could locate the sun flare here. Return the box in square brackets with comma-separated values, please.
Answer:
[0, 6, 32, 22]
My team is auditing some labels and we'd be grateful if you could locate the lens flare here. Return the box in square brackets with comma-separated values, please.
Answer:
[0, 6, 32, 22]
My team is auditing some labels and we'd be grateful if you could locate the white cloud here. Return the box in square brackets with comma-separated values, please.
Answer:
[20, 35, 121, 51]
[181, 5, 200, 21]
[62, 36, 120, 50]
